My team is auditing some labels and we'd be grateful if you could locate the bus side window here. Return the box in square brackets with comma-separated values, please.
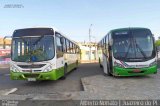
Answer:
[55, 33, 63, 58]
[106, 34, 108, 54]
[72, 44, 74, 53]
[108, 33, 112, 50]
[73, 44, 75, 54]
[70, 42, 73, 53]
[76, 46, 78, 53]
[65, 39, 67, 52]
[66, 40, 70, 53]
[63, 38, 67, 52]
[74, 45, 76, 54]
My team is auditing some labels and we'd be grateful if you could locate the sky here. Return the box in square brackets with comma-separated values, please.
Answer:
[0, 0, 160, 42]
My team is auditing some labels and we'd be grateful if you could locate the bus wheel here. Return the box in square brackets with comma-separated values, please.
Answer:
[100, 64, 103, 68]
[61, 65, 67, 80]
[75, 60, 78, 70]
[99, 58, 103, 68]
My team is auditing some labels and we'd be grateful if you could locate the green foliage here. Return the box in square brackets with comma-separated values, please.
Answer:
[155, 40, 160, 46]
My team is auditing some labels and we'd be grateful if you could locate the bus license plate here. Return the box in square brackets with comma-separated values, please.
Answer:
[27, 78, 36, 81]
[133, 69, 141, 73]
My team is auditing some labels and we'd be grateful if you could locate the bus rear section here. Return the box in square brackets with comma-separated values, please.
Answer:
[10, 27, 80, 81]
[99, 28, 157, 76]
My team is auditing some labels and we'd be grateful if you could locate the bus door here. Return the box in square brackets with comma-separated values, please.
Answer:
[108, 33, 113, 73]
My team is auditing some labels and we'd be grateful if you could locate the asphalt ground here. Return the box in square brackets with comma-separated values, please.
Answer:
[0, 63, 103, 95]
[0, 61, 159, 100]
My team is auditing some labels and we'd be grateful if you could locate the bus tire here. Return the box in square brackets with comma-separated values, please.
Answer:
[99, 58, 103, 68]
[61, 65, 67, 80]
[100, 64, 103, 68]
[75, 60, 78, 70]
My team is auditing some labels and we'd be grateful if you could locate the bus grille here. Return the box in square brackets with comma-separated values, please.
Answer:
[18, 64, 45, 68]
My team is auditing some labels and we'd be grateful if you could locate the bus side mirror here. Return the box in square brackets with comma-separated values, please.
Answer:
[60, 37, 64, 44]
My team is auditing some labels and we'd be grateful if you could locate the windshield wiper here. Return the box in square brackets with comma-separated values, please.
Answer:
[32, 35, 45, 45]
[134, 40, 147, 59]
[124, 42, 132, 59]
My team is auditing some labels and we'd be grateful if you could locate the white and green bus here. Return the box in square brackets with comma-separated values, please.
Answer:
[98, 27, 157, 76]
[10, 27, 80, 81]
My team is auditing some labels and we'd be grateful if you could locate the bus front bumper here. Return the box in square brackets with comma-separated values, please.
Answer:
[113, 65, 157, 76]
[10, 68, 64, 81]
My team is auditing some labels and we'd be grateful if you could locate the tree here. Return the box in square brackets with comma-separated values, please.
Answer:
[155, 40, 160, 46]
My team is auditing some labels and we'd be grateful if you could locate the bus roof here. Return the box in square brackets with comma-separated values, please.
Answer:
[13, 27, 54, 37]
[12, 27, 79, 47]
[110, 27, 150, 33]
[98, 27, 152, 44]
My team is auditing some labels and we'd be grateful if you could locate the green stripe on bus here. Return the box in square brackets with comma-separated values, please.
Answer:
[113, 65, 157, 76]
[10, 62, 77, 80]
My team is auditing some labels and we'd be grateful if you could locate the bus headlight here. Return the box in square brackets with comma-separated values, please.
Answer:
[149, 61, 157, 67]
[43, 65, 52, 72]
[10, 65, 19, 72]
[114, 62, 125, 68]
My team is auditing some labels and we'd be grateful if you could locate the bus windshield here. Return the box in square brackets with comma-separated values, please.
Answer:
[112, 29, 155, 62]
[11, 35, 54, 62]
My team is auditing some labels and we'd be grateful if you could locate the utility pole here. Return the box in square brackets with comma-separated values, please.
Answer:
[91, 36, 97, 60]
[89, 24, 92, 61]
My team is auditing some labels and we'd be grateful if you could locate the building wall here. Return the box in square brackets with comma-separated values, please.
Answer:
[0, 37, 11, 65]
[78, 42, 98, 61]
[0, 38, 11, 49]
